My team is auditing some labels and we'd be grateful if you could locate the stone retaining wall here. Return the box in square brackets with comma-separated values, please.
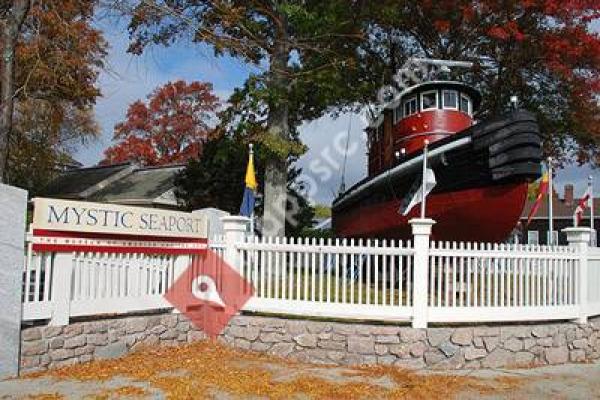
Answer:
[20, 314, 600, 373]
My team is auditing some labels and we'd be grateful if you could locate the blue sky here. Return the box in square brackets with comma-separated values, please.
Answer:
[80, 19, 599, 205]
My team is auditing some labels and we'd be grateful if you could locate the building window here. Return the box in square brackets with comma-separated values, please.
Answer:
[442, 90, 458, 109]
[460, 94, 471, 115]
[527, 230, 539, 245]
[403, 97, 417, 117]
[421, 90, 438, 111]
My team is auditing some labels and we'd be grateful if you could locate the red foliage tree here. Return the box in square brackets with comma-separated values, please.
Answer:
[362, 0, 600, 164]
[102, 80, 220, 166]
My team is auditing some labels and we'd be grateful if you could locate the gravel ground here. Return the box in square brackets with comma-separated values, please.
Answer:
[1, 342, 598, 399]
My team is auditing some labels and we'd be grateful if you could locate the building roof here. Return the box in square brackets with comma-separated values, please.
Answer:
[89, 165, 184, 206]
[43, 163, 133, 199]
[43, 163, 184, 208]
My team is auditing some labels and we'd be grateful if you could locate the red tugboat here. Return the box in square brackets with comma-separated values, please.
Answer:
[332, 60, 542, 243]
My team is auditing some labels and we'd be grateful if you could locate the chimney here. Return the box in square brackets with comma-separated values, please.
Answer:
[564, 184, 574, 207]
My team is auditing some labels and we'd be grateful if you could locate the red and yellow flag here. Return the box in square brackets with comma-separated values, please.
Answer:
[526, 167, 549, 227]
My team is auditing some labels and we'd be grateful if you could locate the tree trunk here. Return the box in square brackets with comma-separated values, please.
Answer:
[0, 0, 30, 183]
[262, 7, 290, 237]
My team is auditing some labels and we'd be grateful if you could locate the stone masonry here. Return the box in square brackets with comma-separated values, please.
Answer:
[20, 314, 600, 373]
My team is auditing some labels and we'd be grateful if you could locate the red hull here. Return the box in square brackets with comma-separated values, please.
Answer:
[334, 182, 528, 243]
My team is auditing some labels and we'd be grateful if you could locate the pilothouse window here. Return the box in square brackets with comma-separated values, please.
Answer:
[460, 94, 472, 115]
[393, 106, 402, 123]
[443, 90, 458, 109]
[421, 91, 438, 111]
[403, 97, 417, 117]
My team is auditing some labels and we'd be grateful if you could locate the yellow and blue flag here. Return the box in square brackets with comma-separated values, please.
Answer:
[526, 164, 549, 227]
[240, 148, 257, 217]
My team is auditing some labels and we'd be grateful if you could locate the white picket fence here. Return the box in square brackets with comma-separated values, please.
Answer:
[427, 242, 580, 323]
[22, 235, 190, 324]
[234, 237, 415, 321]
[20, 225, 600, 328]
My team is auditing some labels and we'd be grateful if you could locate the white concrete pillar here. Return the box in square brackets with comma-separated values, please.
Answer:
[221, 216, 250, 272]
[192, 208, 230, 241]
[410, 218, 435, 329]
[564, 227, 591, 324]
[0, 184, 27, 378]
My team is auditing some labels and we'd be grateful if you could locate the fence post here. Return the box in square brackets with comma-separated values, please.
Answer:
[170, 254, 191, 314]
[0, 184, 27, 379]
[410, 218, 435, 329]
[49, 252, 74, 326]
[563, 227, 591, 324]
[221, 216, 250, 272]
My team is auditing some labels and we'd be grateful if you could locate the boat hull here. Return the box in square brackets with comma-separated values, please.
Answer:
[333, 182, 528, 243]
[332, 110, 542, 243]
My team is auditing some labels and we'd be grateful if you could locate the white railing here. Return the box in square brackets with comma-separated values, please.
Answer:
[232, 237, 415, 321]
[427, 242, 580, 322]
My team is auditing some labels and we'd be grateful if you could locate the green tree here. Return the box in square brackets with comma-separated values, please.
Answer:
[313, 204, 332, 219]
[119, 0, 364, 236]
[174, 134, 314, 236]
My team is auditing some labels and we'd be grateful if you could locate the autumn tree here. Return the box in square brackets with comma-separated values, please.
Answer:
[117, 0, 364, 236]
[10, 99, 98, 194]
[102, 80, 219, 166]
[1, 0, 107, 186]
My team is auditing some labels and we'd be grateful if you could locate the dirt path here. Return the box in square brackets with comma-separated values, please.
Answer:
[1, 341, 598, 399]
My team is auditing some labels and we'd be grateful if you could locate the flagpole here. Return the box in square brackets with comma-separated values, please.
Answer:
[590, 175, 594, 245]
[249, 143, 255, 237]
[548, 157, 553, 245]
[420, 139, 430, 219]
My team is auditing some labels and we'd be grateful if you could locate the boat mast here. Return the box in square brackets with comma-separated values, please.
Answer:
[338, 115, 353, 196]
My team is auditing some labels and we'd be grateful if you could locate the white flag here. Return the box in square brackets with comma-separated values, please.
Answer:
[574, 186, 592, 226]
[400, 168, 437, 216]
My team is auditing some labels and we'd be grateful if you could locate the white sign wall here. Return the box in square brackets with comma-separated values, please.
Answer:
[32, 197, 208, 239]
